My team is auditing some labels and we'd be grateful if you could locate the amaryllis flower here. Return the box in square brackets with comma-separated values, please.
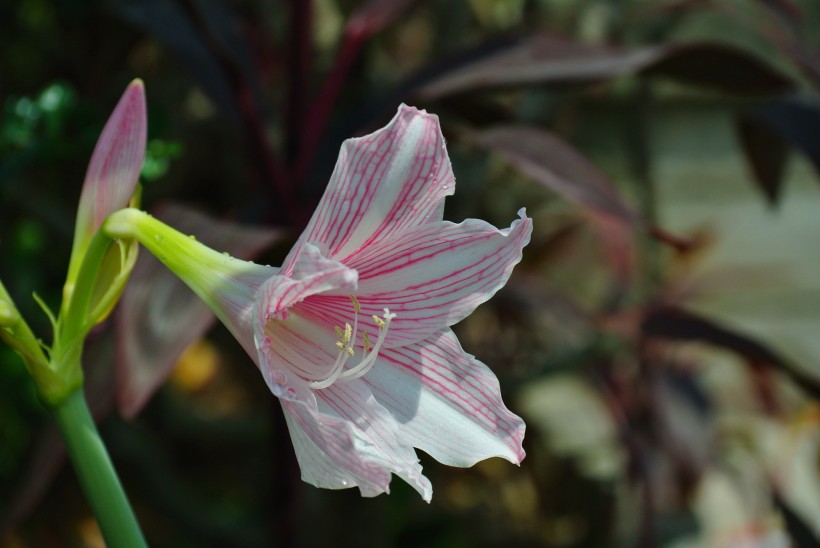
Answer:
[106, 105, 532, 500]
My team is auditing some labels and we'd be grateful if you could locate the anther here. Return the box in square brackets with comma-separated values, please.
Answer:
[335, 308, 395, 382]
[310, 300, 395, 389]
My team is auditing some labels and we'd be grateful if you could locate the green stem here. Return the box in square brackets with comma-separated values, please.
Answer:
[0, 280, 73, 404]
[52, 389, 147, 547]
[104, 207, 274, 321]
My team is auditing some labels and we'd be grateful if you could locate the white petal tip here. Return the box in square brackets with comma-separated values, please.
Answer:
[397, 103, 435, 121]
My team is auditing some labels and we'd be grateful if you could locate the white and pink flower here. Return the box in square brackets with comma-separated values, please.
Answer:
[107, 105, 531, 500]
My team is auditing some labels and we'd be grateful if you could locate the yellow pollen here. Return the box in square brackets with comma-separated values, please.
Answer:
[311, 302, 396, 390]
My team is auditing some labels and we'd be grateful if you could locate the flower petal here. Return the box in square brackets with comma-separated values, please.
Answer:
[70, 80, 147, 279]
[315, 380, 432, 500]
[283, 104, 454, 271]
[364, 329, 525, 466]
[267, 349, 433, 500]
[299, 209, 532, 347]
[281, 398, 395, 497]
[256, 243, 358, 325]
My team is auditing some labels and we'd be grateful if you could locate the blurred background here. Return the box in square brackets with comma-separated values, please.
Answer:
[2, 0, 820, 546]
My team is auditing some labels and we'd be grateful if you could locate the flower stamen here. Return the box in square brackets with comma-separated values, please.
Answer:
[337, 308, 395, 382]
[310, 299, 395, 389]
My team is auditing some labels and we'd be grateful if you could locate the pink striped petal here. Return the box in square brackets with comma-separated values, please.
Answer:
[71, 80, 147, 274]
[364, 329, 525, 466]
[283, 105, 454, 273]
[281, 399, 395, 497]
[256, 243, 358, 327]
[298, 210, 532, 347]
[315, 380, 432, 500]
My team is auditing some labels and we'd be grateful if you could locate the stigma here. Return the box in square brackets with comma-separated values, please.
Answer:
[310, 295, 395, 390]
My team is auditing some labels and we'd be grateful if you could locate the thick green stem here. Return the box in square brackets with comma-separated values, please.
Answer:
[104, 208, 270, 301]
[52, 389, 147, 547]
[104, 208, 274, 336]
[0, 280, 74, 404]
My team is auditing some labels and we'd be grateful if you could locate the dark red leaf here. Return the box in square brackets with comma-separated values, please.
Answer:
[749, 100, 820, 173]
[736, 99, 820, 204]
[736, 114, 791, 205]
[412, 35, 793, 100]
[642, 42, 794, 96]
[415, 35, 660, 100]
[642, 306, 820, 399]
[472, 125, 639, 223]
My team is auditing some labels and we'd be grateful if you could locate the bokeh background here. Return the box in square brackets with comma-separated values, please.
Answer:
[2, 0, 820, 546]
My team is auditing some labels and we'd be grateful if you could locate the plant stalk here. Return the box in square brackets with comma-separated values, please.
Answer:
[52, 389, 147, 547]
